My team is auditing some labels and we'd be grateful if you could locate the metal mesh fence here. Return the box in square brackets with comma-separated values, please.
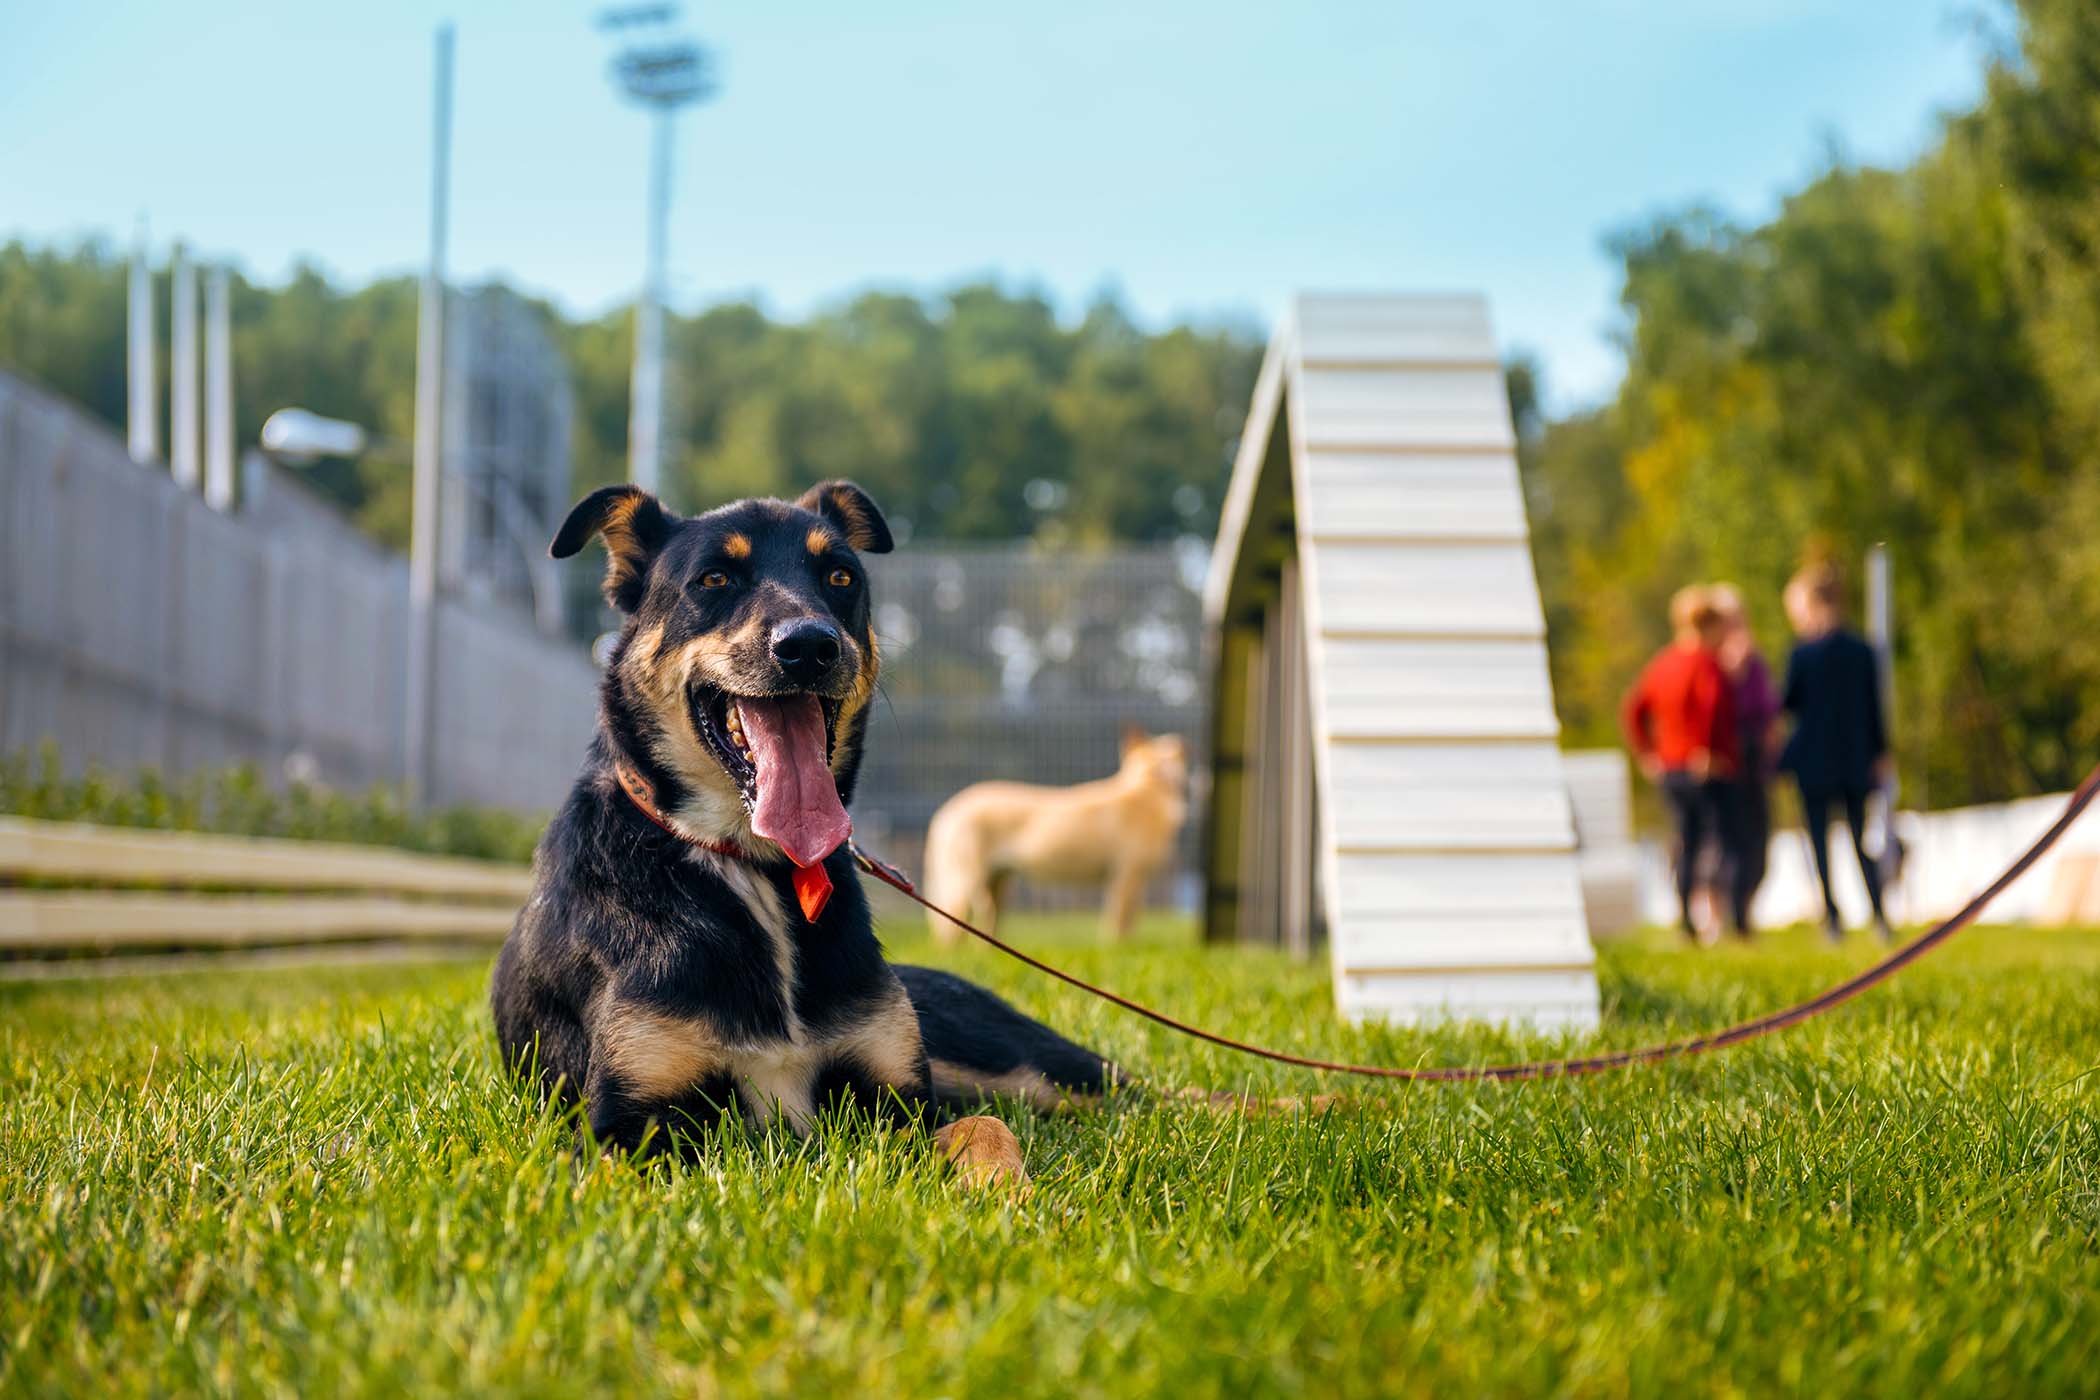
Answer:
[852, 543, 1208, 912]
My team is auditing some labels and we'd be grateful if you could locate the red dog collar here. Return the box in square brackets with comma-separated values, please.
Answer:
[612, 761, 834, 921]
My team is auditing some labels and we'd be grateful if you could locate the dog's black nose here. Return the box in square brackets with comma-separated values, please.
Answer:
[770, 618, 843, 683]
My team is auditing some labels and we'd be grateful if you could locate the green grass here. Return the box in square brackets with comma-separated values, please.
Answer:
[4, 914, 2098, 1398]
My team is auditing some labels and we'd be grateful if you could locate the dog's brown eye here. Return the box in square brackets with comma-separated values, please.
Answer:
[827, 568, 854, 589]
[698, 570, 731, 589]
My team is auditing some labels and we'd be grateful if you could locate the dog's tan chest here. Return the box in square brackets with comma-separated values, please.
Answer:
[598, 1004, 815, 1127]
[601, 1008, 919, 1136]
[597, 847, 925, 1135]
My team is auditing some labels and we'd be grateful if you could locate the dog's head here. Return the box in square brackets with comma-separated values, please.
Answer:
[553, 479, 892, 864]
[1119, 727, 1189, 797]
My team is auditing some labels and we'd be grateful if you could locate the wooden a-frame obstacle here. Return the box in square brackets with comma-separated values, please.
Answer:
[1203, 293, 1601, 1029]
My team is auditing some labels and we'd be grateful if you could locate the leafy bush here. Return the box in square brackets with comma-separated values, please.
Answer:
[0, 745, 542, 864]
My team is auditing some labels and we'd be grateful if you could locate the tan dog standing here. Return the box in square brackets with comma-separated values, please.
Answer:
[923, 730, 1190, 942]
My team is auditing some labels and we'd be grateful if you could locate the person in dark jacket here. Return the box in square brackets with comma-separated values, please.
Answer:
[1779, 562, 1892, 941]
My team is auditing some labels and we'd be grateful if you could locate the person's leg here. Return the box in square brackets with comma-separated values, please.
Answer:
[1741, 780, 1771, 904]
[1662, 772, 1705, 937]
[1690, 835, 1720, 940]
[1717, 779, 1755, 936]
[1842, 786, 1889, 930]
[1797, 782, 1842, 936]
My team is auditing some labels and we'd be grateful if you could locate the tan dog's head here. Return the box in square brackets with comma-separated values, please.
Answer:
[1118, 727, 1190, 797]
[551, 480, 892, 862]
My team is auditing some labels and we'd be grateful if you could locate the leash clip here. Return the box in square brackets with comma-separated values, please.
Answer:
[849, 841, 916, 895]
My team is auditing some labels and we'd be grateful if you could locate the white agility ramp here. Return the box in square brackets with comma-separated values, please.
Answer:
[1203, 293, 1601, 1030]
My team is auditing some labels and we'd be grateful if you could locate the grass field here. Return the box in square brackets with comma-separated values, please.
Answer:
[4, 913, 2098, 1398]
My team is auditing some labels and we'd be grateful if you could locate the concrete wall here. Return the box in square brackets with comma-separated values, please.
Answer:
[0, 371, 596, 812]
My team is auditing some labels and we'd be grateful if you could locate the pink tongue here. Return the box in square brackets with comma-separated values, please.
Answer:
[737, 695, 851, 868]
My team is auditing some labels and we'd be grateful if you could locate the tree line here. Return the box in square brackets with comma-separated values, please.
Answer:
[1518, 0, 2100, 810]
[0, 247, 1261, 550]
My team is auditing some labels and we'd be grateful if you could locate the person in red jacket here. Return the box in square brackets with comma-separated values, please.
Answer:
[1623, 586, 1743, 940]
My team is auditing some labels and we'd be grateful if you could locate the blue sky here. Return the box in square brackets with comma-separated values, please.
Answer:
[2, 1, 1992, 411]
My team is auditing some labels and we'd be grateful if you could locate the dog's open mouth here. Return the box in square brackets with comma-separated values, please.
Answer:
[692, 687, 849, 867]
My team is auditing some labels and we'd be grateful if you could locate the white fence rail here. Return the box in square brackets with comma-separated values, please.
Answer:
[0, 815, 526, 953]
[1634, 790, 2100, 931]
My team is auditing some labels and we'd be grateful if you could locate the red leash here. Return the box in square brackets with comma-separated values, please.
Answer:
[852, 763, 2100, 1082]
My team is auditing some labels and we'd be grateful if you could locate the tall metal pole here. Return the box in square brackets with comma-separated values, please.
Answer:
[1866, 543, 1892, 729]
[204, 267, 236, 512]
[628, 107, 672, 493]
[1867, 545, 1895, 753]
[127, 221, 158, 465]
[169, 242, 201, 491]
[1865, 542, 1900, 856]
[405, 23, 454, 805]
[601, 9, 713, 495]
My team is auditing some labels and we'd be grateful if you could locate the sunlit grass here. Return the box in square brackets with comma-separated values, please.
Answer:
[3, 915, 2097, 1397]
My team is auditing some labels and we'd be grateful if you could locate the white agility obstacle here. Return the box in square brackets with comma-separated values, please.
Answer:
[1203, 293, 1602, 1030]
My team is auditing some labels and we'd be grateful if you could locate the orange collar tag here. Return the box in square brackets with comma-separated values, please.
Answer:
[793, 862, 834, 922]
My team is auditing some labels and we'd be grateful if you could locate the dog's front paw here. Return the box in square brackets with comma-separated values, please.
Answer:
[933, 1114, 1030, 1197]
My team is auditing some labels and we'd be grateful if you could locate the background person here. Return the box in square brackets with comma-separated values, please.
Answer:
[1780, 562, 1893, 941]
[1708, 583, 1779, 935]
[1622, 586, 1743, 940]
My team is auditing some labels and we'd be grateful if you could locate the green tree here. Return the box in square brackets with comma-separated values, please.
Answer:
[1520, 0, 2100, 809]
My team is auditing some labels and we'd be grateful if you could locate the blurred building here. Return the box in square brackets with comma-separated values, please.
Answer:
[439, 286, 573, 628]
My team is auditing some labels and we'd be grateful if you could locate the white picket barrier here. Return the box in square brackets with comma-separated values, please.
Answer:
[1635, 789, 2100, 930]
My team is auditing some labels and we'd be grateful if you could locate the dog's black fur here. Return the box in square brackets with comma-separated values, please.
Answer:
[491, 480, 1117, 1155]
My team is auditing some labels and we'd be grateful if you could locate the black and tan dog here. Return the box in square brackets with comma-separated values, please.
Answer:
[491, 480, 1117, 1188]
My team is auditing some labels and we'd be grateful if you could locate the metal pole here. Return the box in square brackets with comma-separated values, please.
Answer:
[127, 221, 158, 464]
[1873, 545, 1906, 797]
[169, 243, 200, 491]
[1865, 543, 1900, 873]
[1866, 543, 1893, 772]
[204, 267, 236, 512]
[628, 105, 672, 493]
[405, 23, 454, 805]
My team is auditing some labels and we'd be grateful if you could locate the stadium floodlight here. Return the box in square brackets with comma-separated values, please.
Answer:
[609, 39, 715, 108]
[596, 4, 679, 30]
[598, 4, 717, 496]
[260, 407, 370, 464]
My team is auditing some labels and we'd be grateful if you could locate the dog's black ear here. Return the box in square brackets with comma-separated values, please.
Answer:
[550, 485, 672, 611]
[795, 480, 893, 554]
